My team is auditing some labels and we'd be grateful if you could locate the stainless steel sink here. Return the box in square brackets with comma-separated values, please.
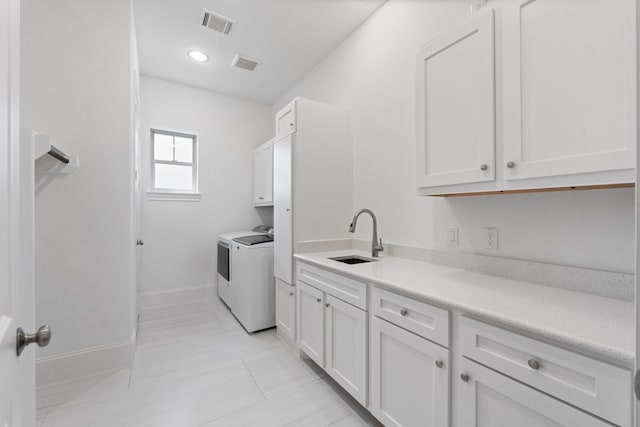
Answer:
[329, 255, 378, 265]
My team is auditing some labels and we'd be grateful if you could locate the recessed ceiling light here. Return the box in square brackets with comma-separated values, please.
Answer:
[188, 50, 209, 62]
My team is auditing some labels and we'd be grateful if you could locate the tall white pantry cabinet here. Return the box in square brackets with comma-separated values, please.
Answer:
[273, 97, 352, 347]
[416, 0, 636, 196]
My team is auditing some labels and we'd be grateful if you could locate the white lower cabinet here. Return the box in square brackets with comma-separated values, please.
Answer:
[370, 316, 450, 427]
[458, 357, 611, 427]
[275, 278, 295, 344]
[325, 294, 367, 406]
[296, 276, 368, 405]
[296, 280, 325, 366]
[292, 265, 631, 427]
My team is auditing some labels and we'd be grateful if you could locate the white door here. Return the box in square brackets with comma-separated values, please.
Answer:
[1, 0, 37, 425]
[133, 81, 142, 323]
[458, 358, 610, 427]
[370, 316, 449, 427]
[325, 295, 367, 406]
[296, 281, 324, 366]
[502, 0, 636, 181]
[273, 134, 293, 285]
[415, 8, 495, 188]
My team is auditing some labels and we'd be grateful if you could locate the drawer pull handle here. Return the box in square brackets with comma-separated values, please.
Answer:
[527, 358, 541, 370]
[400, 308, 408, 317]
[435, 360, 444, 368]
[460, 373, 470, 382]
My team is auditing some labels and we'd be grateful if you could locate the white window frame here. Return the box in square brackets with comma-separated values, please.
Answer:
[148, 128, 201, 201]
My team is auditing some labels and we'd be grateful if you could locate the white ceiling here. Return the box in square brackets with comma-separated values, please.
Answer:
[133, 0, 386, 104]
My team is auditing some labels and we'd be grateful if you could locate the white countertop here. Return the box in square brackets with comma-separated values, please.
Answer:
[294, 250, 635, 365]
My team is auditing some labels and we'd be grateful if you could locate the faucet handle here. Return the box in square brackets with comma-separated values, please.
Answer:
[376, 238, 384, 252]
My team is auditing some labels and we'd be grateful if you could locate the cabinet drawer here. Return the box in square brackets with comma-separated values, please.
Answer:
[372, 287, 449, 347]
[460, 316, 631, 427]
[296, 262, 367, 310]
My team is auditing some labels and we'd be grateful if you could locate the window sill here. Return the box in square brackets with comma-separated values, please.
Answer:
[147, 191, 202, 202]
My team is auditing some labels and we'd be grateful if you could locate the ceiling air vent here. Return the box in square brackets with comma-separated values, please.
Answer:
[231, 54, 259, 71]
[201, 9, 234, 35]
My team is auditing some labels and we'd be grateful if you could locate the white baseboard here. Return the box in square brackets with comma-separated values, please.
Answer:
[139, 283, 217, 309]
[36, 340, 134, 387]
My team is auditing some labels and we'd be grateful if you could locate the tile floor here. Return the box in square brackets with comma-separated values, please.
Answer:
[36, 297, 381, 427]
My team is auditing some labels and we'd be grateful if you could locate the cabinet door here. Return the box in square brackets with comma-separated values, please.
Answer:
[275, 99, 296, 138]
[253, 142, 274, 205]
[296, 281, 324, 367]
[502, 0, 636, 181]
[416, 9, 495, 188]
[275, 278, 295, 342]
[261, 143, 273, 204]
[458, 358, 611, 427]
[252, 148, 263, 204]
[370, 316, 449, 427]
[325, 295, 367, 406]
[273, 135, 292, 284]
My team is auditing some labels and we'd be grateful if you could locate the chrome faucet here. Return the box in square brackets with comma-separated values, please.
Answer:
[349, 208, 384, 258]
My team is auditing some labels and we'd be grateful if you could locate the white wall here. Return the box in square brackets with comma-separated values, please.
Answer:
[140, 76, 273, 295]
[274, 0, 635, 273]
[21, 0, 137, 382]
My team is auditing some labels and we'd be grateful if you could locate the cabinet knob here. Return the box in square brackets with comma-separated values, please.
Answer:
[435, 360, 444, 368]
[480, 164, 488, 171]
[325, 303, 330, 308]
[286, 208, 291, 212]
[289, 292, 294, 296]
[506, 161, 516, 169]
[259, 196, 264, 200]
[460, 373, 470, 382]
[400, 308, 408, 317]
[290, 123, 294, 127]
[316, 298, 321, 303]
[527, 358, 541, 370]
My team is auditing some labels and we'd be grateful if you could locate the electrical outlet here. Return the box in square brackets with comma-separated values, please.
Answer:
[484, 227, 498, 250]
[447, 226, 459, 247]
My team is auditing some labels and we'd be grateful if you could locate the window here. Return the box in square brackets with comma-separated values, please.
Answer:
[151, 129, 198, 194]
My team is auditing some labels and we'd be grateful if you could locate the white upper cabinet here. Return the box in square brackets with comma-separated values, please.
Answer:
[416, 9, 496, 189]
[502, 0, 636, 185]
[253, 139, 273, 206]
[417, 0, 636, 195]
[275, 99, 296, 138]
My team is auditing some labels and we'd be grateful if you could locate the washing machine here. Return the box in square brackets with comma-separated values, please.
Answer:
[228, 234, 275, 332]
[217, 230, 265, 307]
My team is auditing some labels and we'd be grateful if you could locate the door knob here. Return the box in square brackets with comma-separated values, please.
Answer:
[136, 239, 144, 246]
[16, 325, 51, 356]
